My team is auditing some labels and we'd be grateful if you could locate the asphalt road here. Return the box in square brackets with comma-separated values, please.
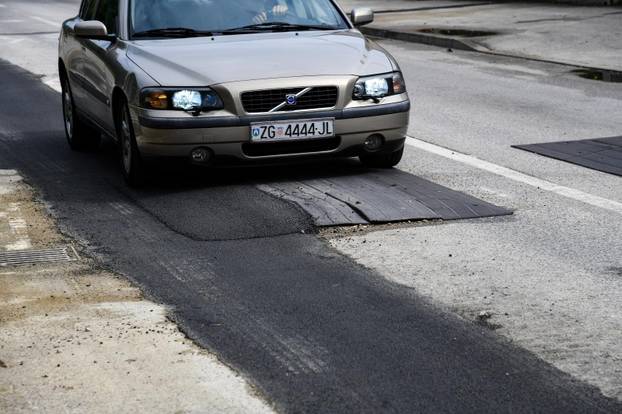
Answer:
[1, 0, 622, 412]
[4, 60, 620, 413]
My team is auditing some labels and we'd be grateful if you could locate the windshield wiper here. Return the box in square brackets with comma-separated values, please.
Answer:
[222, 22, 339, 33]
[133, 28, 215, 38]
[133, 23, 339, 38]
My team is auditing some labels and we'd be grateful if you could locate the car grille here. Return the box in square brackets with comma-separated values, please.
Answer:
[241, 87, 338, 113]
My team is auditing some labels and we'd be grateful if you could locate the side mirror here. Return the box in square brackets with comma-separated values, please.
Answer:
[75, 20, 115, 41]
[351, 8, 374, 27]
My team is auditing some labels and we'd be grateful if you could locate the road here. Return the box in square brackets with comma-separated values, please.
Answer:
[1, 0, 621, 412]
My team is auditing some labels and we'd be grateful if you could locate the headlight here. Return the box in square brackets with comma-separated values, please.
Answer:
[141, 88, 224, 114]
[172, 90, 202, 111]
[352, 72, 406, 100]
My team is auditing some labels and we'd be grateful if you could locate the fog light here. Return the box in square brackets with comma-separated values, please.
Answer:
[364, 134, 384, 151]
[191, 148, 212, 163]
[145, 91, 168, 109]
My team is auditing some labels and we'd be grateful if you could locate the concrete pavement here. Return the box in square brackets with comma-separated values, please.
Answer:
[337, 1, 622, 71]
[331, 38, 622, 401]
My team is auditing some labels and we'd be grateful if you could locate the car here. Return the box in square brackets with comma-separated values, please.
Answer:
[59, 0, 411, 186]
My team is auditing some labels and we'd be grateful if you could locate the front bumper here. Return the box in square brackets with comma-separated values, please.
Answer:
[131, 99, 410, 161]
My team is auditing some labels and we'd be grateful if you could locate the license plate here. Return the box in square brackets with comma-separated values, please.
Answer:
[250, 118, 334, 142]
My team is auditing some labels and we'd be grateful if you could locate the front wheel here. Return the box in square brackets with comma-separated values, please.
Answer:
[360, 147, 404, 168]
[117, 101, 146, 187]
[61, 75, 99, 150]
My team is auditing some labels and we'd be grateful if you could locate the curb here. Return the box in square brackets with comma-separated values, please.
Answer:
[361, 26, 622, 75]
[361, 26, 479, 52]
[369, 2, 491, 14]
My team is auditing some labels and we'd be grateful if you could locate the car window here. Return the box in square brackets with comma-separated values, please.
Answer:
[130, 0, 348, 36]
[94, 0, 119, 33]
[81, 0, 99, 20]
[290, 0, 338, 25]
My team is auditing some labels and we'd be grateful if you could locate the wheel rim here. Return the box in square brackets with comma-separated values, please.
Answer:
[62, 87, 73, 141]
[121, 109, 132, 174]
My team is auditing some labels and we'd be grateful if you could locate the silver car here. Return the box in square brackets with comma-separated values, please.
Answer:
[59, 0, 410, 185]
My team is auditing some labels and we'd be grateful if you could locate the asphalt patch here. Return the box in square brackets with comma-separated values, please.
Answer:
[126, 185, 314, 241]
[514, 136, 622, 176]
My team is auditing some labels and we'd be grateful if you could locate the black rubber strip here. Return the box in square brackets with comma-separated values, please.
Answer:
[514, 136, 622, 176]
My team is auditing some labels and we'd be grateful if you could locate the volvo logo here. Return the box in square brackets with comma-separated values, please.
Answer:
[285, 94, 297, 106]
[267, 88, 312, 112]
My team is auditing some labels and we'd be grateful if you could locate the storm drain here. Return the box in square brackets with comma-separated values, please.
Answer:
[415, 28, 498, 37]
[571, 69, 622, 83]
[0, 246, 75, 267]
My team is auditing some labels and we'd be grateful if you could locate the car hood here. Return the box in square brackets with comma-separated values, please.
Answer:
[127, 30, 395, 86]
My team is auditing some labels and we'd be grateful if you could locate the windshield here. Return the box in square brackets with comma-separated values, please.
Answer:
[130, 0, 349, 37]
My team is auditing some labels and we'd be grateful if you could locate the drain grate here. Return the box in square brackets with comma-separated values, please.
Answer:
[0, 247, 75, 267]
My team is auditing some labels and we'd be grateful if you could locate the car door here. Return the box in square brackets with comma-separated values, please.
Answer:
[79, 0, 120, 133]
[67, 0, 99, 110]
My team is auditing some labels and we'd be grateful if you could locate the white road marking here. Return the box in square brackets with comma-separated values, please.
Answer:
[6, 240, 32, 250]
[406, 136, 622, 215]
[0, 170, 22, 195]
[0, 4, 6, 8]
[44, 77, 61, 93]
[8, 217, 27, 230]
[0, 173, 32, 250]
[0, 19, 24, 23]
[30, 15, 59, 27]
[5, 203, 32, 251]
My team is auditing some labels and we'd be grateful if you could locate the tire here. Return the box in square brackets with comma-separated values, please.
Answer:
[60, 74, 99, 151]
[360, 147, 404, 168]
[117, 99, 147, 187]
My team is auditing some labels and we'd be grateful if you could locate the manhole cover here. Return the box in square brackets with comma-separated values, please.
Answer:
[0, 247, 75, 267]
[416, 28, 498, 37]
